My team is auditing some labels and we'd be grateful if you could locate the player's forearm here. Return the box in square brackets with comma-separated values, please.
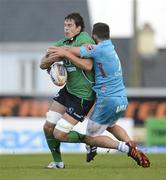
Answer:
[64, 52, 93, 71]
[64, 46, 81, 56]
[40, 57, 53, 69]
[40, 54, 60, 69]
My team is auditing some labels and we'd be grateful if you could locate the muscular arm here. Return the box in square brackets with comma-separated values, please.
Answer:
[65, 51, 93, 71]
[63, 46, 80, 56]
[40, 52, 61, 70]
[47, 46, 93, 71]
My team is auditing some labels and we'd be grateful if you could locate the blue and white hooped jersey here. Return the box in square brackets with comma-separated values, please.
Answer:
[80, 40, 126, 97]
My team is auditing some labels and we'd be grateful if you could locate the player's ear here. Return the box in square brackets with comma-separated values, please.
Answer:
[92, 34, 99, 44]
[76, 26, 81, 33]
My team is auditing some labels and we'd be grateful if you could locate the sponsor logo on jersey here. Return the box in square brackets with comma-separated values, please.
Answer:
[66, 67, 77, 72]
[101, 85, 107, 91]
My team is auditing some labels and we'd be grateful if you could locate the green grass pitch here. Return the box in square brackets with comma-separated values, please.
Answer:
[0, 153, 166, 180]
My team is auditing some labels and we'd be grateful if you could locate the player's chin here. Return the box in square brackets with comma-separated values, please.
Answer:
[64, 33, 73, 39]
[64, 33, 70, 38]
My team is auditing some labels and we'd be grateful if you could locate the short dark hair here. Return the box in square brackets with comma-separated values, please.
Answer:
[65, 12, 85, 32]
[92, 23, 110, 39]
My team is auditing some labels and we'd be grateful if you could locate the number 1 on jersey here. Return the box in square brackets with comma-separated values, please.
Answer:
[98, 63, 106, 78]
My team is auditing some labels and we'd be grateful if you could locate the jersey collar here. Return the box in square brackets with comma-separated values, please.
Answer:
[63, 32, 81, 43]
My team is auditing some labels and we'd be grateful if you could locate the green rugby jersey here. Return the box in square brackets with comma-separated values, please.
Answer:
[53, 32, 95, 100]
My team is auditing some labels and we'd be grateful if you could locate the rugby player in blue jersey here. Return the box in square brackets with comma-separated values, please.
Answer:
[47, 22, 150, 168]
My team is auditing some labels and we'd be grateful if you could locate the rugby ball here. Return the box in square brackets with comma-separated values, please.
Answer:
[50, 62, 67, 86]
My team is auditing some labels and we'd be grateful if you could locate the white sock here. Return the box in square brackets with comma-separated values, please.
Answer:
[118, 141, 130, 153]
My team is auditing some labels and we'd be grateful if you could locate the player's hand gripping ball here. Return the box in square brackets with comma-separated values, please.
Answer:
[50, 62, 67, 86]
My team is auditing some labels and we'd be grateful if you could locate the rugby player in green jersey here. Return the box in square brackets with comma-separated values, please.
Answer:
[40, 13, 95, 169]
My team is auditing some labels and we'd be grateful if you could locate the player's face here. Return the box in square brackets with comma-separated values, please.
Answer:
[64, 19, 81, 38]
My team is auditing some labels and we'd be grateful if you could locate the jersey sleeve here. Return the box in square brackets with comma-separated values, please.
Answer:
[80, 46, 95, 58]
